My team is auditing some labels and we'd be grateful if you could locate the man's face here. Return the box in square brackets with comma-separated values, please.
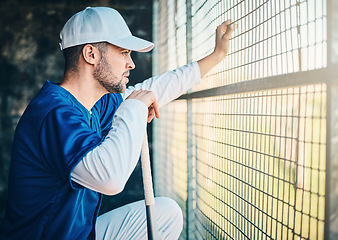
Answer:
[93, 44, 135, 93]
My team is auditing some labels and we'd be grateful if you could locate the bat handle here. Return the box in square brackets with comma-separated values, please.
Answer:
[141, 132, 160, 240]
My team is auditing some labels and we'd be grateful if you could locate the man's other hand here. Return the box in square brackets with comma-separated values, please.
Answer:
[127, 90, 160, 123]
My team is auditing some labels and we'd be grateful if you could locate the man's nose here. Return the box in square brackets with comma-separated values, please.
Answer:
[126, 56, 135, 70]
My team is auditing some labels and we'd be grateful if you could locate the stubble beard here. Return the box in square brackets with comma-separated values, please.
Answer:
[93, 54, 127, 93]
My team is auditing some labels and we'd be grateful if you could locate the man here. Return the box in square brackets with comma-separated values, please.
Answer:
[2, 6, 235, 240]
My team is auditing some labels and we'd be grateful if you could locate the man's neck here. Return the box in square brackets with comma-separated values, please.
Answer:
[60, 71, 107, 112]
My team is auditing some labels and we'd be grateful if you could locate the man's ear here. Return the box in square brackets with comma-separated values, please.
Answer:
[82, 44, 99, 65]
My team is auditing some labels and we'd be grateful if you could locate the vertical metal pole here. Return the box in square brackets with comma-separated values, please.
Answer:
[143, 2, 161, 239]
[186, 0, 195, 239]
[152, 0, 159, 77]
[152, 0, 159, 196]
[325, 0, 338, 239]
[185, 0, 192, 66]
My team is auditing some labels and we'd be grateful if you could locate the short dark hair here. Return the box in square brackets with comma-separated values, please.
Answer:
[63, 42, 108, 73]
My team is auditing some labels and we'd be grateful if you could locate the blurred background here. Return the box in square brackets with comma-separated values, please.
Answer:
[0, 0, 153, 234]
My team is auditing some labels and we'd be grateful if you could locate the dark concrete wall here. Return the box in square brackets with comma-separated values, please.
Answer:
[0, 0, 153, 233]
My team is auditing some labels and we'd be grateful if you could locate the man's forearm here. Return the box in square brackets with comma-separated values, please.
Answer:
[197, 51, 225, 78]
[122, 62, 201, 107]
[71, 99, 148, 195]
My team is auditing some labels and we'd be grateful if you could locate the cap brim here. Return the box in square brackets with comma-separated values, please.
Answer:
[109, 35, 154, 52]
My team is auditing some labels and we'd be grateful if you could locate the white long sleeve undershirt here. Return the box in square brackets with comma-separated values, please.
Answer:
[71, 62, 201, 195]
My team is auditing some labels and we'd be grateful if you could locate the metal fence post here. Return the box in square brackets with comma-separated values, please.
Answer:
[186, 0, 195, 239]
[325, 0, 338, 239]
[152, 0, 159, 77]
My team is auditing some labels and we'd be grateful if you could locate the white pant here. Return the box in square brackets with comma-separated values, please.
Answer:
[96, 197, 183, 240]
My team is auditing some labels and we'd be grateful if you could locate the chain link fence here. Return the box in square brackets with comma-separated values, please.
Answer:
[152, 0, 338, 239]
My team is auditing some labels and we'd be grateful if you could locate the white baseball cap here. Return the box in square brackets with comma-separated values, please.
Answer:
[59, 7, 154, 52]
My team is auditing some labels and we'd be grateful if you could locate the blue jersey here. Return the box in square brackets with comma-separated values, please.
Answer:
[2, 81, 123, 239]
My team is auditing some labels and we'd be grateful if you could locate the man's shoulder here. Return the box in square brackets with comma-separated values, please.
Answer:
[16, 82, 84, 135]
[26, 87, 74, 119]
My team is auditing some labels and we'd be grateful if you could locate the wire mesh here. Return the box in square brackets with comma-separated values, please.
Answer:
[152, 0, 328, 239]
[154, 0, 187, 75]
[191, 84, 326, 239]
[153, 100, 188, 240]
[191, 0, 327, 91]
